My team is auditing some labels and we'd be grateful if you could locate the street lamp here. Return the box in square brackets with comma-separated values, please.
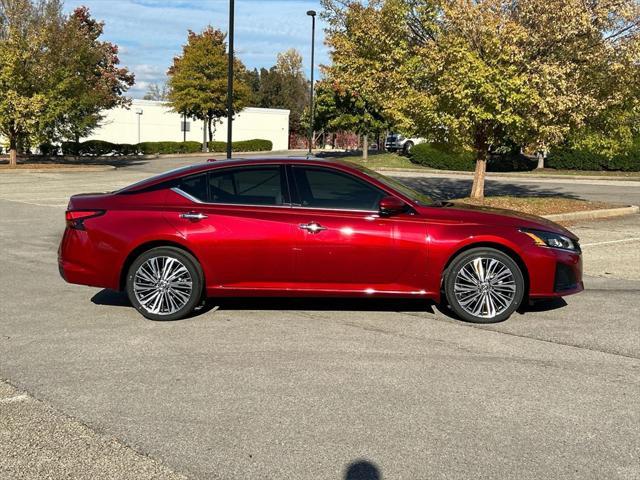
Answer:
[226, 0, 235, 159]
[135, 108, 143, 144]
[307, 9, 316, 158]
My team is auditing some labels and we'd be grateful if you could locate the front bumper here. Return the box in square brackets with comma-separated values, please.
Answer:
[526, 246, 583, 298]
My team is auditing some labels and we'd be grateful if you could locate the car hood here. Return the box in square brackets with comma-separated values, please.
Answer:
[422, 201, 578, 240]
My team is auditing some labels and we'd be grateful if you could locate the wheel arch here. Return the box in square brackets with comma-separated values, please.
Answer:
[118, 240, 203, 291]
[441, 241, 530, 298]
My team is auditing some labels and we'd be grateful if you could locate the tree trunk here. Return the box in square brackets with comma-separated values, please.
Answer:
[536, 151, 545, 169]
[363, 134, 369, 161]
[470, 127, 491, 199]
[8, 135, 17, 167]
[208, 117, 214, 143]
[202, 119, 208, 153]
[470, 153, 487, 199]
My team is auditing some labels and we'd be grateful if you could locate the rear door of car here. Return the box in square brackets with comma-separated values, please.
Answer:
[165, 164, 299, 290]
[285, 165, 428, 293]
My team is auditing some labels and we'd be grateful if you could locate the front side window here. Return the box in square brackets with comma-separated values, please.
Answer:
[208, 166, 285, 206]
[292, 167, 385, 211]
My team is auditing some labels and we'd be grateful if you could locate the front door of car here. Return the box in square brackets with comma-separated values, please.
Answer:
[165, 165, 298, 290]
[286, 165, 428, 293]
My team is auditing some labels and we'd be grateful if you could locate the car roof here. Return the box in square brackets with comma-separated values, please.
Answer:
[119, 157, 363, 193]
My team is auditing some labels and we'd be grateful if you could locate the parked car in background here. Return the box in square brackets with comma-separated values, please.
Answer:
[59, 158, 583, 323]
[384, 133, 426, 154]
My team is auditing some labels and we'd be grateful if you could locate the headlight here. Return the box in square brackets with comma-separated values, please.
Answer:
[521, 229, 579, 251]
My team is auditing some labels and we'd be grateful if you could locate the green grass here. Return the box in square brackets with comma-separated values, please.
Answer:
[344, 153, 426, 169]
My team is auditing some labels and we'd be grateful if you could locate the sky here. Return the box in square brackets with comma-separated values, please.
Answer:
[63, 0, 329, 98]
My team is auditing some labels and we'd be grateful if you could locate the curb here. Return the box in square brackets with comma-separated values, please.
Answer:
[0, 165, 116, 173]
[543, 205, 639, 222]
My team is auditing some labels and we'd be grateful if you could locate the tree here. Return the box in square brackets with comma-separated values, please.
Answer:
[143, 82, 169, 101]
[45, 6, 134, 145]
[322, 0, 640, 198]
[245, 68, 261, 105]
[167, 26, 250, 150]
[311, 79, 388, 159]
[253, 49, 310, 135]
[0, 0, 54, 165]
[0, 1, 133, 164]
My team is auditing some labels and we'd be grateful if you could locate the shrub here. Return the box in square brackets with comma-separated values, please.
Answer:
[409, 143, 476, 171]
[61, 141, 80, 156]
[79, 140, 116, 156]
[208, 139, 273, 153]
[39, 143, 59, 156]
[137, 141, 203, 155]
[488, 152, 536, 172]
[57, 138, 273, 157]
[547, 147, 640, 171]
[116, 143, 140, 156]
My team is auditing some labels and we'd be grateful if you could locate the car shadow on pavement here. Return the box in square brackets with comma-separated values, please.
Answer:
[91, 289, 567, 321]
[91, 289, 436, 317]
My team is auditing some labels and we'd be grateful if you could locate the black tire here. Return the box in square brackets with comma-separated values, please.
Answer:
[403, 141, 414, 155]
[126, 246, 204, 321]
[444, 247, 525, 323]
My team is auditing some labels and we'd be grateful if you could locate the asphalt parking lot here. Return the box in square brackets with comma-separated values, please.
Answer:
[1, 161, 639, 479]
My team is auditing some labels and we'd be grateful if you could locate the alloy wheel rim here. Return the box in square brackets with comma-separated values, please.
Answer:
[133, 256, 193, 315]
[454, 257, 516, 319]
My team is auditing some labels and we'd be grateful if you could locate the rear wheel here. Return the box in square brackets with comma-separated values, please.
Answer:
[126, 246, 203, 321]
[444, 248, 525, 323]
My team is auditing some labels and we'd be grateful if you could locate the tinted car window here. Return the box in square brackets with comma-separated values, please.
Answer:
[208, 166, 284, 206]
[292, 167, 385, 210]
[178, 174, 208, 201]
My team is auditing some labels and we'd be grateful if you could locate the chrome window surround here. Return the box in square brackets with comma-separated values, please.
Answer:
[170, 187, 379, 214]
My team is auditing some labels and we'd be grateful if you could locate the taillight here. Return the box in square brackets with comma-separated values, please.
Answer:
[65, 210, 105, 230]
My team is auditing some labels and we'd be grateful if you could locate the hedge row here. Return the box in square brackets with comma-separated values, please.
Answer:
[409, 143, 536, 172]
[547, 148, 640, 171]
[44, 139, 273, 156]
[208, 139, 274, 153]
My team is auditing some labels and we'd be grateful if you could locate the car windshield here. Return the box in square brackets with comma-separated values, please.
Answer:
[346, 162, 434, 205]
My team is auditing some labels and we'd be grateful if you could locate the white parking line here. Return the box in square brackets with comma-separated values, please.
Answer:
[0, 394, 29, 404]
[581, 237, 640, 247]
[0, 198, 67, 207]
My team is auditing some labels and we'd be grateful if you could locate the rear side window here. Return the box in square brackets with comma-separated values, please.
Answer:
[178, 174, 208, 201]
[208, 166, 285, 206]
[292, 167, 385, 211]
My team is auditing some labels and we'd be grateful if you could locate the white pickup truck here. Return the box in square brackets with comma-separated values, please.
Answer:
[384, 133, 425, 154]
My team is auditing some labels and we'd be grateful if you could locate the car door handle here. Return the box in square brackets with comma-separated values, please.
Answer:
[299, 222, 327, 233]
[180, 212, 208, 221]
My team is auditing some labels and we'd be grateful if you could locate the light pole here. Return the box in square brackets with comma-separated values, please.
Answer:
[135, 108, 143, 144]
[307, 10, 316, 158]
[226, 0, 235, 159]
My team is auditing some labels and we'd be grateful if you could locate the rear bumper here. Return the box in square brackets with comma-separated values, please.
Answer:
[58, 227, 119, 289]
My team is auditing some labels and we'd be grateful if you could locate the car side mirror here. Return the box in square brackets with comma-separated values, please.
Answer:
[379, 196, 408, 217]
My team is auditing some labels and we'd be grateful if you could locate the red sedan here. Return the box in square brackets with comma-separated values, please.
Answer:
[59, 158, 583, 323]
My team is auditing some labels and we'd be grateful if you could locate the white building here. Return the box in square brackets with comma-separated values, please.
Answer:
[85, 99, 290, 151]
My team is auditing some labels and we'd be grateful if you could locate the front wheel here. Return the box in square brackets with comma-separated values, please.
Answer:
[402, 141, 414, 155]
[126, 246, 204, 321]
[444, 248, 525, 323]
